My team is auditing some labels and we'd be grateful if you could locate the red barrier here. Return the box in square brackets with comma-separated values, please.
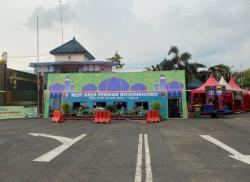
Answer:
[94, 111, 101, 123]
[52, 110, 64, 123]
[94, 110, 111, 123]
[146, 110, 160, 123]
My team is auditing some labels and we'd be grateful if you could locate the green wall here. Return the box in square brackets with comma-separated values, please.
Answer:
[45, 71, 187, 119]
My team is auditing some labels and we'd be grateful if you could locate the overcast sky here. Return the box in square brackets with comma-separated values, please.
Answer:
[0, 0, 249, 71]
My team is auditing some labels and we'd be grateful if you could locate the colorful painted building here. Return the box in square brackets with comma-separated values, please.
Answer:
[44, 70, 187, 119]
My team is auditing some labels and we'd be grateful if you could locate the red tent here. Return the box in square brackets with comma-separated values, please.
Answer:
[229, 78, 244, 91]
[191, 75, 220, 105]
[229, 78, 250, 111]
[191, 75, 219, 94]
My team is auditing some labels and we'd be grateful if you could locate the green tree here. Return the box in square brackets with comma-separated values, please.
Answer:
[167, 46, 192, 70]
[159, 58, 174, 70]
[107, 51, 125, 69]
[241, 68, 250, 88]
[159, 46, 206, 84]
[146, 46, 208, 85]
[208, 64, 232, 81]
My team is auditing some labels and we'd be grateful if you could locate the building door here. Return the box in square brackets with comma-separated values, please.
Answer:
[51, 98, 62, 111]
[168, 98, 182, 118]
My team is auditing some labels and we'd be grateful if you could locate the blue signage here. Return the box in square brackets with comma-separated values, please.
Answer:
[66, 92, 160, 100]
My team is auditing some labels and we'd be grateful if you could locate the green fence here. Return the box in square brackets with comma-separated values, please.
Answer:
[0, 106, 37, 119]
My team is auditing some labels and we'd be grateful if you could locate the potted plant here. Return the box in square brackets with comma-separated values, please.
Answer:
[152, 101, 161, 111]
[76, 106, 83, 116]
[106, 104, 116, 113]
[61, 103, 71, 116]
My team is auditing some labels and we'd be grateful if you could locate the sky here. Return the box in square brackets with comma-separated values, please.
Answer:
[0, 0, 249, 71]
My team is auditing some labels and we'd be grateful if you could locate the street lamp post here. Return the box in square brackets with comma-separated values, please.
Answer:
[37, 14, 40, 118]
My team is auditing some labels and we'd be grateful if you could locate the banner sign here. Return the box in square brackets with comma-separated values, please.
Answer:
[0, 106, 37, 119]
[45, 71, 188, 119]
[234, 91, 243, 100]
[67, 92, 160, 100]
[205, 86, 226, 96]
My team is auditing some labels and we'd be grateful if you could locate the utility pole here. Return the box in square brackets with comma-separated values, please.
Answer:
[240, 64, 243, 87]
[74, 26, 76, 37]
[37, 15, 39, 63]
[59, 0, 64, 44]
[37, 14, 40, 118]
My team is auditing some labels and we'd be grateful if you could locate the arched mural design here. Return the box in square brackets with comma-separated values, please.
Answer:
[99, 77, 129, 91]
[131, 83, 147, 91]
[49, 83, 65, 92]
[166, 81, 183, 97]
[82, 84, 97, 91]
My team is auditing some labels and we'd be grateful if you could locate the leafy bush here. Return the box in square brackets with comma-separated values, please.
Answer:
[61, 103, 71, 115]
[106, 104, 117, 113]
[152, 102, 161, 111]
[128, 109, 137, 115]
[88, 110, 94, 115]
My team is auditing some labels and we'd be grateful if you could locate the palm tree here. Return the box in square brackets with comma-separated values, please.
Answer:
[208, 64, 232, 81]
[146, 46, 207, 85]
[187, 63, 207, 76]
[159, 58, 174, 70]
[168, 46, 192, 70]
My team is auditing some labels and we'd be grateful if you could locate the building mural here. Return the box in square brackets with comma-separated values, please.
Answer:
[45, 71, 187, 119]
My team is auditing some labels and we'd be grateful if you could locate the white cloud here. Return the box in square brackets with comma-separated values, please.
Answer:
[0, 0, 250, 71]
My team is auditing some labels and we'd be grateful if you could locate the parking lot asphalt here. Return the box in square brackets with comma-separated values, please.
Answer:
[0, 113, 250, 182]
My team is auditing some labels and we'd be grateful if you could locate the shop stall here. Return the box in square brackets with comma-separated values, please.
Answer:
[219, 77, 234, 111]
[191, 75, 220, 107]
[44, 71, 188, 120]
[229, 78, 250, 112]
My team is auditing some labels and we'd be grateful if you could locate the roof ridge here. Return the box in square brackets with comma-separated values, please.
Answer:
[49, 37, 95, 60]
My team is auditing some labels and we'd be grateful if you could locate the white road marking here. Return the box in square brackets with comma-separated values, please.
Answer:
[144, 134, 153, 182]
[200, 135, 250, 165]
[135, 134, 143, 182]
[29, 133, 72, 143]
[134, 134, 153, 182]
[29, 133, 87, 162]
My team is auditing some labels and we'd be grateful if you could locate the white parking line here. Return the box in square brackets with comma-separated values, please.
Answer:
[134, 134, 153, 182]
[29, 133, 87, 162]
[144, 134, 153, 182]
[135, 134, 143, 182]
[200, 135, 250, 165]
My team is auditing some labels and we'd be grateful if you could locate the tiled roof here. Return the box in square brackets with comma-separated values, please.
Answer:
[29, 61, 114, 67]
[50, 37, 95, 60]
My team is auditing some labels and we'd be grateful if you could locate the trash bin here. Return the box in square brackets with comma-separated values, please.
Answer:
[193, 104, 201, 118]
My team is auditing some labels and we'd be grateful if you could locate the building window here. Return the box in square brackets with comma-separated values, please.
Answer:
[93, 102, 106, 108]
[114, 102, 127, 109]
[135, 102, 149, 110]
[73, 102, 81, 110]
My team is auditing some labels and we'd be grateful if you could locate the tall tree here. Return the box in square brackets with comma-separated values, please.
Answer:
[107, 51, 125, 69]
[159, 58, 175, 70]
[162, 46, 206, 84]
[145, 46, 211, 85]
[240, 68, 250, 88]
[168, 46, 192, 70]
[208, 64, 232, 81]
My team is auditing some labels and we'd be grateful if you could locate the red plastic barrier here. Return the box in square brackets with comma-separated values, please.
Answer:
[94, 110, 111, 123]
[52, 110, 64, 123]
[94, 111, 101, 123]
[146, 110, 160, 123]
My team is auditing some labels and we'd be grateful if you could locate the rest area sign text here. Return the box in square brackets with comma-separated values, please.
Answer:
[67, 92, 160, 100]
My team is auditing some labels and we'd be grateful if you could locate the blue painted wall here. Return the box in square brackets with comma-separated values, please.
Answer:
[61, 92, 168, 118]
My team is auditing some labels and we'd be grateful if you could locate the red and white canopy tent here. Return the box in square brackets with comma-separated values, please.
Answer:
[229, 77, 250, 111]
[191, 75, 220, 106]
[219, 76, 234, 110]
